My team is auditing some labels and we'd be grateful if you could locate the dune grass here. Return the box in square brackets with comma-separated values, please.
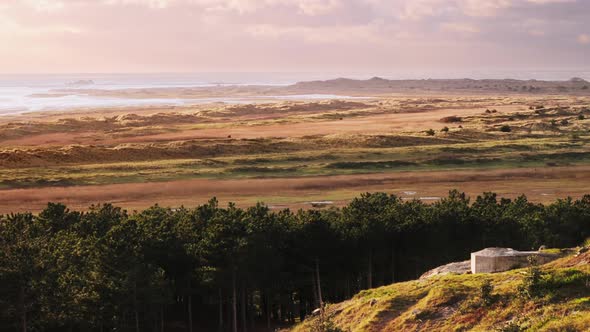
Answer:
[1, 134, 589, 189]
[1, 97, 589, 189]
[291, 251, 590, 332]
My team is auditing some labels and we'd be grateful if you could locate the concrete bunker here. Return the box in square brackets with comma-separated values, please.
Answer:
[471, 247, 558, 274]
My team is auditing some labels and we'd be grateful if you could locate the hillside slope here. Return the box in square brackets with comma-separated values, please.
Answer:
[292, 249, 590, 332]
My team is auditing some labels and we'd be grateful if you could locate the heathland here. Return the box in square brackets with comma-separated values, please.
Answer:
[2, 78, 590, 331]
[1, 77, 589, 213]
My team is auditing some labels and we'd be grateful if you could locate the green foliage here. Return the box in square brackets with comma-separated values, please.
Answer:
[441, 126, 449, 132]
[518, 257, 545, 299]
[1, 191, 590, 330]
[309, 305, 346, 332]
[544, 269, 590, 290]
[480, 280, 495, 306]
[425, 128, 436, 136]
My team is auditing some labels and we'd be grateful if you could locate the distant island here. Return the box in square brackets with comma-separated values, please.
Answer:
[284, 76, 590, 95]
[53, 77, 590, 99]
[66, 79, 95, 86]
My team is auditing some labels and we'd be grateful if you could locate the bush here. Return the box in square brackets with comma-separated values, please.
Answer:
[309, 305, 345, 332]
[440, 116, 462, 123]
[441, 126, 449, 133]
[544, 269, 589, 289]
[561, 119, 569, 126]
[500, 125, 512, 133]
[518, 257, 545, 299]
[578, 114, 585, 120]
[425, 129, 436, 136]
[480, 280, 495, 306]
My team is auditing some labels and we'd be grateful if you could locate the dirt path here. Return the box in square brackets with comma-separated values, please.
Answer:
[1, 165, 588, 214]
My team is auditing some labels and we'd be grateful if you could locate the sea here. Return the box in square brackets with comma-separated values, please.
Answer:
[1, 69, 589, 116]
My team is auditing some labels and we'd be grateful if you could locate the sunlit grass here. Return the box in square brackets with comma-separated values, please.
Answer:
[291, 253, 590, 332]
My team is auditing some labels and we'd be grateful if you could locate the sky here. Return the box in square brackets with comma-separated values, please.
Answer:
[0, 0, 588, 74]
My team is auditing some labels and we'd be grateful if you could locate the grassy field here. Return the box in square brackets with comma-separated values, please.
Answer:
[1, 95, 589, 213]
[2, 137, 590, 189]
[290, 249, 590, 332]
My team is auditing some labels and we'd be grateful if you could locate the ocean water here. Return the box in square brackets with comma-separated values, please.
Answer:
[1, 70, 588, 116]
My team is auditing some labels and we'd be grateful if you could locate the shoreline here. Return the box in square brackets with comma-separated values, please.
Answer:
[1, 76, 589, 117]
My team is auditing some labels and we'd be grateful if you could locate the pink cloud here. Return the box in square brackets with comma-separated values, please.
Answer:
[0, 0, 588, 73]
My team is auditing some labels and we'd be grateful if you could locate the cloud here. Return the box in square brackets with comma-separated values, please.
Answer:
[246, 19, 389, 44]
[297, 0, 342, 15]
[441, 22, 480, 34]
[20, 0, 65, 11]
[1, 0, 589, 72]
[101, 0, 176, 8]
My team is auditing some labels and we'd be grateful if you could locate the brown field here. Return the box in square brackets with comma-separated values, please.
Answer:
[1, 165, 589, 214]
[1, 86, 589, 214]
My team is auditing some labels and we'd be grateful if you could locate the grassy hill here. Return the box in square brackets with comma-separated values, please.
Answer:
[291, 249, 590, 332]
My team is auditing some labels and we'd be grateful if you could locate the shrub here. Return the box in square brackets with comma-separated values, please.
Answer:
[440, 116, 462, 123]
[500, 125, 511, 132]
[441, 126, 449, 132]
[550, 119, 557, 126]
[309, 305, 345, 332]
[578, 114, 585, 120]
[425, 129, 435, 136]
[480, 280, 495, 306]
[518, 256, 545, 299]
[561, 119, 569, 126]
[544, 269, 589, 290]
